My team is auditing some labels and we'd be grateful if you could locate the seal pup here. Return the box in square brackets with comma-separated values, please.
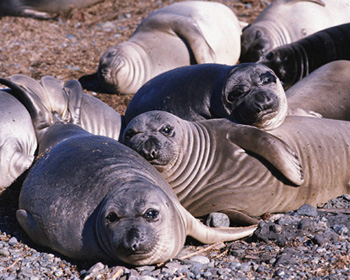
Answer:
[240, 0, 350, 62]
[7, 74, 123, 141]
[91, 1, 243, 94]
[258, 23, 350, 89]
[286, 60, 350, 120]
[123, 111, 350, 225]
[124, 63, 287, 131]
[0, 90, 36, 190]
[0, 78, 256, 265]
[0, 0, 103, 19]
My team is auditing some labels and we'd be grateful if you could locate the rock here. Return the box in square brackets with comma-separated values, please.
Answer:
[297, 204, 318, 217]
[206, 212, 230, 228]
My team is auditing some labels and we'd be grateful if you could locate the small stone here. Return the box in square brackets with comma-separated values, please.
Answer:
[297, 204, 318, 217]
[189, 255, 210, 264]
[8, 237, 18, 246]
[206, 212, 230, 228]
[0, 248, 9, 257]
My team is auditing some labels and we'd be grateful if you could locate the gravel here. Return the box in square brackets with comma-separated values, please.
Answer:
[1, 177, 350, 279]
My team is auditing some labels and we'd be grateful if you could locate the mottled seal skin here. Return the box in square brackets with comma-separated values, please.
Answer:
[240, 0, 350, 62]
[0, 0, 103, 19]
[93, 1, 243, 94]
[2, 78, 255, 265]
[258, 23, 350, 89]
[0, 90, 36, 190]
[286, 60, 350, 120]
[125, 63, 287, 131]
[123, 111, 350, 225]
[7, 74, 123, 141]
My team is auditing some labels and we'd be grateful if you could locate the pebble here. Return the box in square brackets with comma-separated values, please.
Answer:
[0, 196, 350, 279]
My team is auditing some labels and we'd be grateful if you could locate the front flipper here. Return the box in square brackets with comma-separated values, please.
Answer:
[287, 108, 322, 118]
[220, 209, 260, 226]
[16, 209, 50, 248]
[145, 13, 216, 63]
[226, 124, 304, 185]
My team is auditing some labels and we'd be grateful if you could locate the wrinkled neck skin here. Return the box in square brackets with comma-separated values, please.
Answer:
[162, 121, 214, 203]
[284, 44, 309, 89]
[255, 21, 291, 51]
[105, 41, 151, 94]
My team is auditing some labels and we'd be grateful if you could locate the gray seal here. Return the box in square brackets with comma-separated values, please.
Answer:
[125, 63, 287, 131]
[0, 90, 36, 190]
[123, 111, 350, 225]
[258, 23, 350, 89]
[0, 0, 103, 19]
[240, 0, 350, 62]
[1, 78, 256, 266]
[91, 1, 243, 94]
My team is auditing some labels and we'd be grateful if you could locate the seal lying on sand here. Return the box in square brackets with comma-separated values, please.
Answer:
[0, 90, 36, 190]
[0, 0, 103, 19]
[123, 111, 350, 225]
[7, 74, 123, 141]
[240, 0, 350, 62]
[258, 23, 350, 89]
[0, 78, 255, 265]
[124, 63, 287, 131]
[89, 1, 243, 94]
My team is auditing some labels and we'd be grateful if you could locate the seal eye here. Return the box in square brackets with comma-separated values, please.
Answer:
[266, 52, 274, 60]
[106, 212, 119, 224]
[160, 125, 174, 136]
[259, 72, 276, 85]
[124, 129, 137, 140]
[144, 208, 159, 220]
[226, 85, 249, 103]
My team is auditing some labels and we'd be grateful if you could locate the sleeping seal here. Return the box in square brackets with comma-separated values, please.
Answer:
[7, 74, 123, 141]
[1, 78, 255, 265]
[0, 0, 103, 19]
[125, 63, 287, 131]
[258, 23, 350, 89]
[123, 111, 350, 225]
[240, 0, 350, 62]
[91, 1, 243, 94]
[0, 90, 36, 190]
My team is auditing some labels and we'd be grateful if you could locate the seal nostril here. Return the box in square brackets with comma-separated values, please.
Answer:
[131, 242, 139, 252]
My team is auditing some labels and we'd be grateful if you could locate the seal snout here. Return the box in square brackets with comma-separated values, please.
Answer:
[122, 228, 142, 253]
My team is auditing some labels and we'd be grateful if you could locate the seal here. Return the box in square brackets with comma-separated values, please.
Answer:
[89, 1, 243, 94]
[7, 74, 123, 141]
[125, 63, 287, 131]
[123, 111, 350, 225]
[0, 89, 36, 190]
[258, 23, 350, 89]
[240, 0, 350, 62]
[1, 78, 256, 265]
[0, 0, 103, 19]
[286, 60, 350, 120]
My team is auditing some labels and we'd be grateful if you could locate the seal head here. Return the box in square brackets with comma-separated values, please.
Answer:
[223, 63, 287, 130]
[96, 181, 186, 265]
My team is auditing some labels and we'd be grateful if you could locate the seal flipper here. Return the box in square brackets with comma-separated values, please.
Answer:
[16, 210, 50, 248]
[183, 207, 256, 244]
[0, 139, 34, 189]
[145, 13, 216, 63]
[226, 124, 304, 186]
[64, 79, 84, 125]
[220, 209, 260, 226]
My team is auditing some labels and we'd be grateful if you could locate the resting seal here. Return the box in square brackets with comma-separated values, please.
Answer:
[240, 0, 350, 62]
[6, 74, 123, 141]
[286, 60, 350, 120]
[0, 0, 103, 18]
[2, 78, 255, 265]
[125, 63, 287, 131]
[92, 1, 243, 94]
[258, 23, 350, 89]
[0, 90, 36, 190]
[123, 111, 350, 225]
